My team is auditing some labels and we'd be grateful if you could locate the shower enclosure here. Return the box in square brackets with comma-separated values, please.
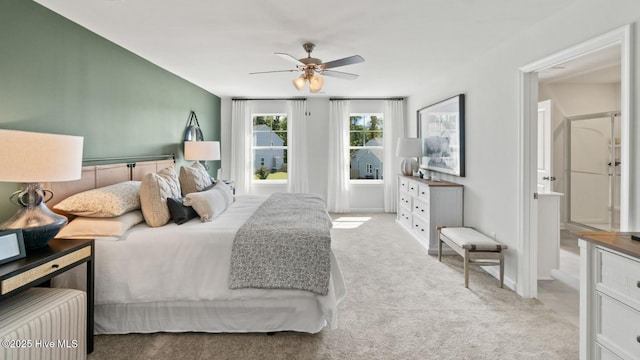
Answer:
[567, 111, 621, 231]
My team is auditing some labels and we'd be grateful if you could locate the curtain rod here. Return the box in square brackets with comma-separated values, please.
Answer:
[329, 97, 405, 101]
[232, 98, 307, 101]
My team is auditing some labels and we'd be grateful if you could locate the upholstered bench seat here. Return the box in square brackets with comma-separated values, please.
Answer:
[0, 288, 86, 360]
[437, 226, 508, 288]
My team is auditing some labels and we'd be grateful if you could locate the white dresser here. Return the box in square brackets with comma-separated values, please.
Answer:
[397, 175, 463, 255]
[579, 232, 640, 360]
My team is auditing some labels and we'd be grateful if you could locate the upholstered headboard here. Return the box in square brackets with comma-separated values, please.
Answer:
[47, 158, 175, 208]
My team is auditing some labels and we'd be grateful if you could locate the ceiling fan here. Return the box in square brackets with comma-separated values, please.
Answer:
[250, 43, 365, 93]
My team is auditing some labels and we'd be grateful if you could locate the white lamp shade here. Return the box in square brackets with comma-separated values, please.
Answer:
[395, 138, 422, 157]
[0, 130, 84, 183]
[184, 141, 221, 161]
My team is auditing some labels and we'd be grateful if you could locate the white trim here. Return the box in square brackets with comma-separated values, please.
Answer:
[518, 24, 633, 298]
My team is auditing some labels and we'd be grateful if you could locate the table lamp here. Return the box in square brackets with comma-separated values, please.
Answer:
[396, 138, 422, 176]
[0, 130, 84, 250]
[184, 140, 220, 170]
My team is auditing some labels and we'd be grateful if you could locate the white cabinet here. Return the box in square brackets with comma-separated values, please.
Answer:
[580, 233, 640, 360]
[397, 175, 463, 255]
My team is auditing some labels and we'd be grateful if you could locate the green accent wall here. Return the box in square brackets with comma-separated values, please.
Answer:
[0, 0, 221, 221]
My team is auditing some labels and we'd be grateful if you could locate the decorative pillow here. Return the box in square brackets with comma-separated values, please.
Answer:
[183, 188, 227, 222]
[53, 181, 141, 217]
[139, 167, 182, 227]
[213, 180, 234, 207]
[55, 210, 144, 240]
[179, 162, 213, 196]
[167, 197, 198, 225]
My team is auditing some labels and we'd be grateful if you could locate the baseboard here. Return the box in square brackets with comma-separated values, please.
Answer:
[482, 266, 517, 291]
[349, 208, 385, 213]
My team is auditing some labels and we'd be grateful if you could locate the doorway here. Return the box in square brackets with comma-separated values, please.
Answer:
[516, 25, 632, 299]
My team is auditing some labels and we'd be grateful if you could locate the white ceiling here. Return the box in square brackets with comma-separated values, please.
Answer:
[538, 45, 621, 84]
[34, 0, 578, 98]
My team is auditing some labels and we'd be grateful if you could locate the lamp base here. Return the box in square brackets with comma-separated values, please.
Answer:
[0, 184, 67, 250]
[400, 158, 418, 176]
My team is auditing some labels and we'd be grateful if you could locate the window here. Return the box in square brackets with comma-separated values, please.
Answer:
[349, 113, 383, 181]
[252, 114, 288, 182]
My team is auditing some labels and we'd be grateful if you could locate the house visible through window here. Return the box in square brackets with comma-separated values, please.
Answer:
[349, 113, 383, 181]
[252, 114, 288, 182]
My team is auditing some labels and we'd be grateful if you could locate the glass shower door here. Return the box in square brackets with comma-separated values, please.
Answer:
[568, 113, 620, 231]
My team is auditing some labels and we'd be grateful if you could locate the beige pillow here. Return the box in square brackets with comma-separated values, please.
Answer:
[55, 210, 144, 240]
[179, 162, 213, 196]
[53, 181, 141, 217]
[140, 167, 181, 227]
[184, 188, 227, 222]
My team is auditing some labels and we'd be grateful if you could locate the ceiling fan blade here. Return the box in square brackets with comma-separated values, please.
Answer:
[275, 52, 304, 65]
[322, 70, 359, 80]
[249, 70, 299, 75]
[321, 55, 364, 69]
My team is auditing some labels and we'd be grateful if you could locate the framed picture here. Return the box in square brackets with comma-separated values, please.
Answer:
[417, 94, 465, 177]
[0, 229, 26, 266]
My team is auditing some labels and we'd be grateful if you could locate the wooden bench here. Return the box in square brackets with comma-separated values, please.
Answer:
[437, 226, 508, 288]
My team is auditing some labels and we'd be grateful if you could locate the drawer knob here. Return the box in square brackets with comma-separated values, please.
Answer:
[637, 335, 640, 343]
[637, 281, 640, 288]
[52, 264, 60, 269]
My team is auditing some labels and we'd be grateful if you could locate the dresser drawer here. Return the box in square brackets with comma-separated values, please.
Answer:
[406, 180, 419, 197]
[597, 292, 640, 358]
[1, 246, 92, 295]
[399, 193, 412, 208]
[412, 198, 429, 216]
[596, 344, 623, 360]
[598, 247, 640, 307]
[398, 205, 411, 227]
[412, 216, 429, 238]
[417, 184, 430, 202]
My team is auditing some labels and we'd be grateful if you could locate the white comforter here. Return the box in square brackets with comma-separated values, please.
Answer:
[56, 195, 345, 328]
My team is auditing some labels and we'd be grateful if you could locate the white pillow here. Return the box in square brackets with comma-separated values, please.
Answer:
[54, 181, 141, 217]
[184, 188, 227, 222]
[55, 210, 144, 240]
[139, 167, 182, 227]
[213, 181, 234, 207]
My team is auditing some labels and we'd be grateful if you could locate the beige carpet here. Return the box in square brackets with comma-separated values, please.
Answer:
[88, 213, 578, 360]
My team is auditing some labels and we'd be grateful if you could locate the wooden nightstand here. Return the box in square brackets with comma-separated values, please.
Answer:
[0, 239, 95, 354]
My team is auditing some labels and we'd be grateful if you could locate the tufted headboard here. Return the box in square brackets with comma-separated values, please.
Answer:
[47, 158, 175, 208]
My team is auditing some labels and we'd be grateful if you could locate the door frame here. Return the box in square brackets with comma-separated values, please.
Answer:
[516, 24, 632, 298]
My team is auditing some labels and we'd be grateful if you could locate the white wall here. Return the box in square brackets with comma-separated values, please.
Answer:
[220, 98, 396, 211]
[406, 0, 640, 286]
[539, 82, 621, 224]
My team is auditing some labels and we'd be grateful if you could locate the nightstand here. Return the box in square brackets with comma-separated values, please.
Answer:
[223, 180, 235, 194]
[0, 239, 94, 354]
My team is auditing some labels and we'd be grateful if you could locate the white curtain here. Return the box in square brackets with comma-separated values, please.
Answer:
[327, 100, 351, 213]
[287, 100, 309, 193]
[383, 99, 406, 212]
[230, 100, 252, 195]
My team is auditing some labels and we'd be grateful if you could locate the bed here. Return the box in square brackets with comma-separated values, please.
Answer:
[49, 158, 346, 334]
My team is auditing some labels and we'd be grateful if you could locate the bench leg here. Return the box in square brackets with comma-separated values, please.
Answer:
[438, 235, 442, 262]
[499, 252, 504, 288]
[464, 249, 470, 288]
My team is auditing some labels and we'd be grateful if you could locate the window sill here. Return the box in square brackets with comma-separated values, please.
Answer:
[349, 180, 384, 185]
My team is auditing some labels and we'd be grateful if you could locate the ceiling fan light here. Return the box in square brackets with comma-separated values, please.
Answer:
[292, 76, 306, 91]
[309, 75, 324, 93]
